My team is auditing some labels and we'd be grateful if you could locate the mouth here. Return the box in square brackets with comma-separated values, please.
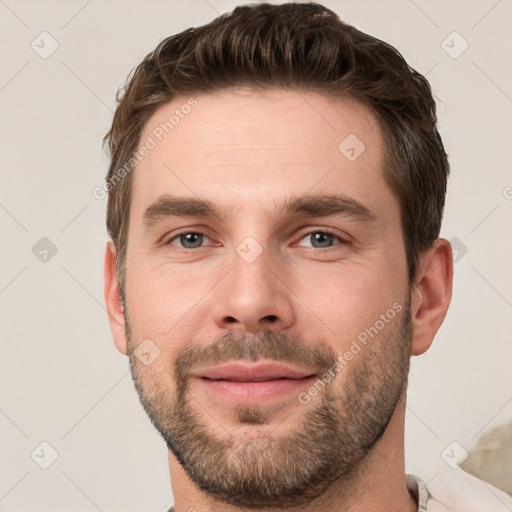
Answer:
[191, 362, 317, 404]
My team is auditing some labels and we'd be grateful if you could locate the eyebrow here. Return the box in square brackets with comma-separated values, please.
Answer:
[142, 193, 377, 227]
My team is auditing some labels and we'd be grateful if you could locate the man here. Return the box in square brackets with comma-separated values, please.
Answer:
[102, 3, 512, 511]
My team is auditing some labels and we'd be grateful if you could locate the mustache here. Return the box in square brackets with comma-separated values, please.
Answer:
[173, 330, 338, 385]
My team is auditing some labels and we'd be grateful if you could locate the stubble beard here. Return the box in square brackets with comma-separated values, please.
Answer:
[126, 299, 412, 509]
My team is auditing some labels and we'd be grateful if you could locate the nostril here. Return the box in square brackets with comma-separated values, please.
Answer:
[264, 315, 278, 322]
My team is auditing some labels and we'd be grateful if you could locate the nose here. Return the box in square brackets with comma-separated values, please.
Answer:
[211, 243, 295, 334]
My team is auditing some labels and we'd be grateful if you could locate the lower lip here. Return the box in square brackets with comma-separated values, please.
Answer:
[196, 376, 316, 404]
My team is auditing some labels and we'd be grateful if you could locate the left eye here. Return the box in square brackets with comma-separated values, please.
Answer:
[168, 232, 212, 249]
[296, 231, 343, 248]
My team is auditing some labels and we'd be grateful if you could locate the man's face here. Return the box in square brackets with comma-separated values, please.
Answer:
[122, 89, 412, 507]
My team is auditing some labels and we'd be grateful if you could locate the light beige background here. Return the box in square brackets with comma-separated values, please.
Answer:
[1, 1, 511, 510]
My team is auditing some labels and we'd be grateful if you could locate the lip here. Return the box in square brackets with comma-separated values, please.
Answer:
[193, 361, 315, 381]
[191, 362, 317, 405]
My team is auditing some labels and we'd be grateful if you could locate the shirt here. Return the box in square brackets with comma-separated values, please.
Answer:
[166, 469, 512, 511]
[407, 469, 512, 511]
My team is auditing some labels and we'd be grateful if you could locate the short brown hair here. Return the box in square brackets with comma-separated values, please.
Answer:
[103, 2, 449, 297]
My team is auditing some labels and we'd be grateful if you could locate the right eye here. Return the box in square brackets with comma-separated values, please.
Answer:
[166, 232, 212, 249]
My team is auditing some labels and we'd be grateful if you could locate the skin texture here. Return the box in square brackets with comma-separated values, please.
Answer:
[104, 89, 453, 512]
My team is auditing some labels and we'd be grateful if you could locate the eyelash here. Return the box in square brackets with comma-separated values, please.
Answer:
[164, 229, 350, 250]
[295, 230, 349, 248]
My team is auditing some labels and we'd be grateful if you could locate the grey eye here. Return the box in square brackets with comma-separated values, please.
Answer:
[176, 232, 204, 248]
[297, 231, 339, 248]
[311, 232, 335, 248]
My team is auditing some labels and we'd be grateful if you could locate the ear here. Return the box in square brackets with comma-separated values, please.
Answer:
[410, 238, 453, 356]
[104, 241, 128, 355]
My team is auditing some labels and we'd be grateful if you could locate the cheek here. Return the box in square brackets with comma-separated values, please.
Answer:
[125, 262, 216, 347]
[291, 261, 406, 348]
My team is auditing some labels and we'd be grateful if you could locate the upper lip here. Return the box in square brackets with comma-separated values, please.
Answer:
[192, 362, 316, 382]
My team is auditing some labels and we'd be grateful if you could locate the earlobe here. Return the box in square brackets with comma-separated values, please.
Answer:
[410, 238, 453, 356]
[104, 241, 128, 355]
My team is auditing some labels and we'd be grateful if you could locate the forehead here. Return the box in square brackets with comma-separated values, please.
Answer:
[131, 88, 396, 223]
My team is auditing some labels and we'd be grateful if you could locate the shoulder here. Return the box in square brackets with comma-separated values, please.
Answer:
[408, 469, 512, 511]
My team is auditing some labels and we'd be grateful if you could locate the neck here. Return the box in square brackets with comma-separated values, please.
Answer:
[167, 393, 417, 512]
